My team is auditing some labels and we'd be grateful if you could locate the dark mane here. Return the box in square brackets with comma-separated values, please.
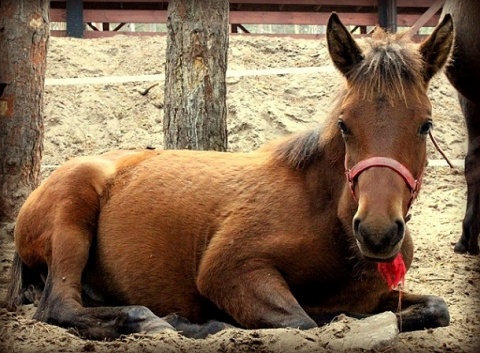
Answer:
[349, 29, 424, 103]
[265, 90, 346, 171]
[264, 126, 325, 170]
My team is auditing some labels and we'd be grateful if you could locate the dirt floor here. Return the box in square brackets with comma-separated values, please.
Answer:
[1, 33, 479, 353]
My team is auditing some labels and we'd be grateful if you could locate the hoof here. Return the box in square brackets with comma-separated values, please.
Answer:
[117, 306, 175, 336]
[454, 241, 479, 255]
[453, 242, 468, 254]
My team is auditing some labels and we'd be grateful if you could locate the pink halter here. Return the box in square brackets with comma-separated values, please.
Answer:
[345, 156, 424, 214]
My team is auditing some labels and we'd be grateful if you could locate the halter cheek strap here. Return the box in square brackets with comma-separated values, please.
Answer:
[345, 156, 424, 215]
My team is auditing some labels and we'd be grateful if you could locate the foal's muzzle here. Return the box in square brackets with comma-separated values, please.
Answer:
[353, 216, 405, 260]
[345, 156, 424, 259]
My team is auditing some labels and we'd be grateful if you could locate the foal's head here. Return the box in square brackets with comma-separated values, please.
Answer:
[327, 14, 454, 260]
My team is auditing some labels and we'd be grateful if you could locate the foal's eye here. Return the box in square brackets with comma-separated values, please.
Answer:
[337, 120, 349, 135]
[419, 120, 433, 135]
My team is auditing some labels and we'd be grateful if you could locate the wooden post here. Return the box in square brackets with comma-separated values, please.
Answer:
[378, 0, 397, 32]
[66, 0, 84, 38]
[0, 0, 49, 224]
[164, 0, 229, 151]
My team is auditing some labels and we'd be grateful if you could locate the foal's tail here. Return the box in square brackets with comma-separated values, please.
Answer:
[2, 252, 44, 311]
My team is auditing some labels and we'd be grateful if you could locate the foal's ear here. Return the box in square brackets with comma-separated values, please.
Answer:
[326, 12, 364, 78]
[419, 14, 454, 82]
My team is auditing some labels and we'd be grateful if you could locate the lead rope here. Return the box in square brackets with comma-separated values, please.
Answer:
[377, 253, 406, 331]
[429, 131, 454, 168]
[397, 282, 404, 332]
[396, 131, 451, 331]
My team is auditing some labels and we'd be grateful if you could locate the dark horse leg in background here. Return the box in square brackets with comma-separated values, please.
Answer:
[441, 0, 480, 255]
[454, 94, 480, 254]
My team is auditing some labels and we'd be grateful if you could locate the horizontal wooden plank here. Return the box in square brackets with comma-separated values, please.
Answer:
[50, 29, 164, 37]
[51, 9, 168, 23]
[51, 30, 339, 39]
[397, 13, 440, 27]
[50, 29, 429, 42]
[51, 0, 376, 4]
[230, 11, 375, 25]
[51, 0, 439, 6]
[51, 9, 440, 27]
[231, 12, 440, 26]
[231, 0, 437, 6]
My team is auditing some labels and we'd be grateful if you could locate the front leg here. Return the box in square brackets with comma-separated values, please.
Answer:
[197, 258, 316, 330]
[454, 94, 480, 254]
[456, 177, 480, 255]
[377, 291, 450, 332]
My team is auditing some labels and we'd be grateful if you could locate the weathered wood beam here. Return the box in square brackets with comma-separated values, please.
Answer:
[230, 11, 439, 26]
[86, 22, 99, 30]
[406, 0, 445, 36]
[51, 9, 168, 23]
[51, 9, 440, 27]
[113, 22, 127, 31]
[52, 0, 437, 6]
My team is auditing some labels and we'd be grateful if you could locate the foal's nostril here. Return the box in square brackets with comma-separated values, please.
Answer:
[393, 219, 405, 244]
[353, 217, 362, 240]
[396, 220, 405, 235]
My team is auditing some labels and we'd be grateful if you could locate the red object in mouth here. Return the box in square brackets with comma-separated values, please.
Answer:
[377, 253, 406, 290]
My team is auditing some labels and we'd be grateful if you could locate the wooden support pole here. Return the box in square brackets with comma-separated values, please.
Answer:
[378, 0, 397, 32]
[66, 0, 84, 38]
[164, 0, 229, 152]
[0, 0, 49, 223]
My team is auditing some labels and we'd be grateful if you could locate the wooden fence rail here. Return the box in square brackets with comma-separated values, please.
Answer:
[49, 0, 444, 38]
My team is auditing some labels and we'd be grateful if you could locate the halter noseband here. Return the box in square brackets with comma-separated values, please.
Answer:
[345, 156, 423, 215]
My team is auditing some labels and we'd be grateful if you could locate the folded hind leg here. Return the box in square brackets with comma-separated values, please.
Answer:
[36, 274, 174, 339]
[33, 226, 174, 339]
[13, 161, 174, 339]
[454, 96, 480, 254]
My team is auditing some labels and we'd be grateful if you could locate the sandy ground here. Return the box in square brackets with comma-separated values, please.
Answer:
[1, 33, 479, 352]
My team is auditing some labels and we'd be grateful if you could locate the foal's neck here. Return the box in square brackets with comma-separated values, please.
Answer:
[305, 125, 348, 208]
